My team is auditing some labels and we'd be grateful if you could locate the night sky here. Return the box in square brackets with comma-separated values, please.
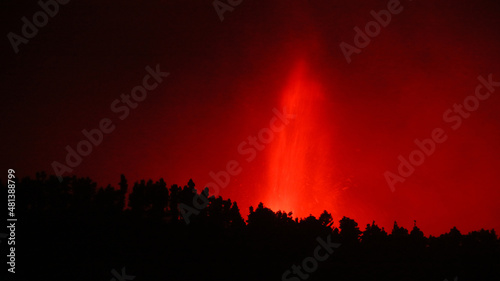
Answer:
[2, 0, 500, 236]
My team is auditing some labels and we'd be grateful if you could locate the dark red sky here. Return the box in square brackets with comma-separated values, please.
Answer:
[2, 0, 500, 236]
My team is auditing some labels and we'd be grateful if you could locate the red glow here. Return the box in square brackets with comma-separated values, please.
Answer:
[265, 60, 339, 218]
[5, 1, 500, 236]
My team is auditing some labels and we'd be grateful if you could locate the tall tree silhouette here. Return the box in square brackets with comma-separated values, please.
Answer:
[339, 216, 362, 246]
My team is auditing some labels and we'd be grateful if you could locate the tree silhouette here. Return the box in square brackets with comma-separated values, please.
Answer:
[339, 216, 362, 246]
[10, 172, 500, 281]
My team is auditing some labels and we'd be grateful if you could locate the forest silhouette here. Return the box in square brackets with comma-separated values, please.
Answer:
[4, 172, 500, 280]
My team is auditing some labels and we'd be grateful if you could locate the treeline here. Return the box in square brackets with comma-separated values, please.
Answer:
[4, 172, 500, 281]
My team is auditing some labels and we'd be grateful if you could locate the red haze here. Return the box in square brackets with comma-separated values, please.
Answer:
[265, 60, 339, 219]
[2, 0, 500, 236]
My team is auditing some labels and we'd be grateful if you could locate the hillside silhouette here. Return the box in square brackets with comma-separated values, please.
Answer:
[3, 172, 500, 281]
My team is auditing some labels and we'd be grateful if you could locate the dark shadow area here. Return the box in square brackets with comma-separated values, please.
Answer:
[3, 172, 499, 281]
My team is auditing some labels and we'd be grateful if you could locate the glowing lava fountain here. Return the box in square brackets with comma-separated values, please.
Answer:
[265, 61, 337, 218]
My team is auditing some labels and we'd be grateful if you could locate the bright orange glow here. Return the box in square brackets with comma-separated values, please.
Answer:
[265, 60, 338, 218]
